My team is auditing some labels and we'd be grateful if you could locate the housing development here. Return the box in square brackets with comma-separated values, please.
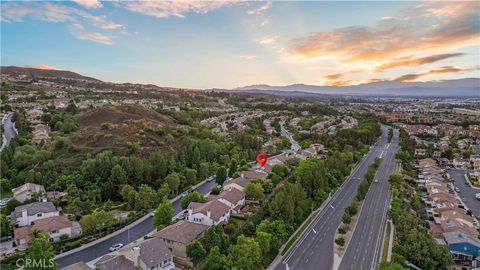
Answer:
[1, 1, 480, 270]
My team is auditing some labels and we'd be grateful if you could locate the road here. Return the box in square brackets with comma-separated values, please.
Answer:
[276, 125, 391, 270]
[279, 120, 300, 151]
[1, 112, 17, 152]
[449, 168, 480, 217]
[339, 128, 399, 270]
[473, 145, 480, 155]
[56, 179, 218, 268]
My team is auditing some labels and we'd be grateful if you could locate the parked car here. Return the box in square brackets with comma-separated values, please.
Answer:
[374, 179, 379, 183]
[475, 193, 480, 200]
[109, 243, 124, 252]
[207, 176, 215, 182]
[455, 187, 460, 192]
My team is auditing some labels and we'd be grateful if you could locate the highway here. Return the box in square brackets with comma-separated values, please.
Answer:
[56, 179, 217, 268]
[275, 125, 391, 270]
[449, 168, 480, 217]
[339, 128, 399, 270]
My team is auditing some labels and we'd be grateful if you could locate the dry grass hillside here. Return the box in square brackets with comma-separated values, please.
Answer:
[73, 105, 176, 154]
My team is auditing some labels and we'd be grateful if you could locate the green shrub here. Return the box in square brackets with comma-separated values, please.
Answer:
[335, 237, 345, 246]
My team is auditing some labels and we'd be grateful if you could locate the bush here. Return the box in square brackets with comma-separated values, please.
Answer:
[342, 212, 351, 224]
[335, 237, 345, 246]
[346, 204, 357, 216]
[338, 227, 346, 234]
[210, 187, 221, 195]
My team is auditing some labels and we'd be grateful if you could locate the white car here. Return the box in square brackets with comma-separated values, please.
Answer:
[374, 179, 379, 183]
[455, 187, 460, 192]
[206, 176, 215, 182]
[109, 243, 124, 252]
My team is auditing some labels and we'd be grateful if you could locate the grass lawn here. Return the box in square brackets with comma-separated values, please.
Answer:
[381, 221, 391, 262]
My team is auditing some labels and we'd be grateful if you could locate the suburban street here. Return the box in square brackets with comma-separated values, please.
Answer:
[339, 128, 399, 270]
[449, 168, 480, 217]
[1, 112, 17, 152]
[276, 125, 391, 270]
[56, 179, 217, 268]
[280, 120, 301, 151]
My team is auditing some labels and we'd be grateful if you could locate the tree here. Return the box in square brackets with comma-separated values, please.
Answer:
[24, 231, 58, 270]
[228, 159, 238, 177]
[200, 226, 227, 253]
[165, 173, 180, 195]
[157, 182, 170, 200]
[153, 197, 173, 228]
[216, 166, 228, 185]
[180, 191, 206, 209]
[203, 246, 230, 270]
[136, 184, 158, 210]
[210, 186, 221, 195]
[110, 164, 127, 185]
[120, 184, 136, 209]
[228, 235, 262, 270]
[186, 240, 206, 266]
[244, 182, 265, 201]
[80, 210, 116, 235]
[0, 214, 11, 237]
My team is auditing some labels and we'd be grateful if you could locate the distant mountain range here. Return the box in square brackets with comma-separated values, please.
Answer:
[2, 66, 478, 97]
[235, 79, 480, 97]
[1, 66, 101, 82]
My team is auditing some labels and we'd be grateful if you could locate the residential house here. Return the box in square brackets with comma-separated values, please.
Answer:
[32, 124, 51, 144]
[12, 183, 45, 203]
[60, 262, 91, 270]
[186, 199, 231, 226]
[443, 231, 480, 264]
[115, 237, 175, 270]
[415, 149, 427, 157]
[212, 187, 245, 214]
[14, 216, 75, 247]
[11, 201, 59, 227]
[96, 255, 140, 270]
[154, 220, 209, 267]
[223, 169, 268, 192]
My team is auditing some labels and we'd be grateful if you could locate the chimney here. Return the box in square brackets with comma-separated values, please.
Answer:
[241, 173, 244, 178]
[187, 207, 192, 220]
[22, 209, 28, 226]
[207, 209, 211, 219]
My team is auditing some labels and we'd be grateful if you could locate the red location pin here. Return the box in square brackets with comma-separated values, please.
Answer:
[256, 153, 268, 167]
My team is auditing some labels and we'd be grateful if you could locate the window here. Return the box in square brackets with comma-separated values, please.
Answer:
[37, 213, 43, 217]
[51, 230, 58, 234]
[49, 238, 54, 242]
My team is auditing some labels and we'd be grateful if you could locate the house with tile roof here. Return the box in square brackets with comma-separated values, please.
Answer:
[154, 220, 208, 267]
[186, 199, 231, 226]
[14, 215, 75, 248]
[12, 183, 45, 203]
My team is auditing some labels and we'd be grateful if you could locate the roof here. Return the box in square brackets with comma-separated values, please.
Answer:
[14, 226, 33, 242]
[138, 237, 173, 268]
[188, 199, 230, 222]
[60, 262, 91, 270]
[12, 202, 57, 218]
[218, 188, 245, 205]
[96, 255, 140, 270]
[154, 220, 209, 244]
[33, 215, 72, 231]
[444, 231, 480, 247]
[12, 183, 45, 195]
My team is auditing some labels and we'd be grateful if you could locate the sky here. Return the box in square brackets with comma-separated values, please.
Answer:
[1, 0, 479, 89]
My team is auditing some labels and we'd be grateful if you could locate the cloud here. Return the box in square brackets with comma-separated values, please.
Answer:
[324, 73, 342, 80]
[239, 54, 257, 60]
[1, 2, 121, 30]
[116, 1, 239, 18]
[27, 64, 61, 70]
[74, 0, 103, 9]
[394, 66, 471, 82]
[247, 2, 272, 15]
[258, 36, 278, 45]
[375, 53, 466, 72]
[288, 2, 479, 63]
[70, 23, 113, 45]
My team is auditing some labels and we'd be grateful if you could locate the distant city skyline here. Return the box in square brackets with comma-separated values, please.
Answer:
[1, 1, 479, 89]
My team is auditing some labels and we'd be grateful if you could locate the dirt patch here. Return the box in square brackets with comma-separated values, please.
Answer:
[72, 105, 175, 154]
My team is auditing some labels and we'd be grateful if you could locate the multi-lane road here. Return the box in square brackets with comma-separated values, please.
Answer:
[56, 179, 217, 268]
[276, 125, 395, 270]
[339, 128, 399, 270]
[1, 112, 17, 152]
